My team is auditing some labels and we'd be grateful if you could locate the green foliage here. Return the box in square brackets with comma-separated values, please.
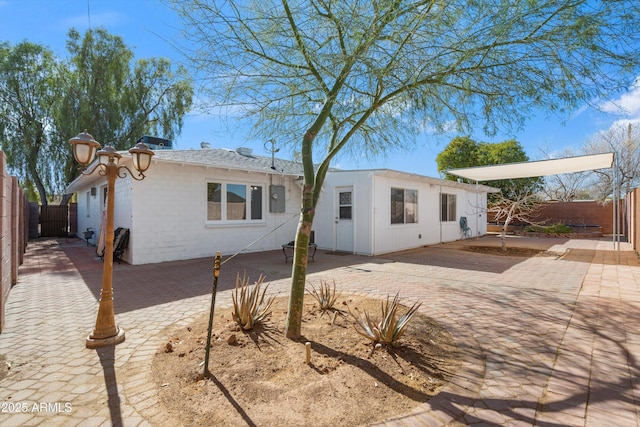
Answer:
[231, 273, 275, 330]
[0, 28, 193, 203]
[306, 279, 340, 312]
[524, 223, 572, 233]
[58, 28, 194, 186]
[437, 136, 543, 198]
[0, 41, 63, 205]
[349, 293, 422, 346]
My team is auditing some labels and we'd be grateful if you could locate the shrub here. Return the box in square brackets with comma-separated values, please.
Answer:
[350, 293, 422, 346]
[307, 279, 340, 312]
[231, 273, 275, 330]
[524, 223, 572, 233]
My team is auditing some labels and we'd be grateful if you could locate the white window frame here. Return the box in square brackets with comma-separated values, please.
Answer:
[440, 193, 457, 222]
[206, 181, 265, 224]
[391, 187, 418, 225]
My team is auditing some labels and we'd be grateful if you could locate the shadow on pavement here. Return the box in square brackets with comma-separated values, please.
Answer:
[96, 346, 123, 427]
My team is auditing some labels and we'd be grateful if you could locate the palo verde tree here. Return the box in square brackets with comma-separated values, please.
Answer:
[173, 0, 640, 338]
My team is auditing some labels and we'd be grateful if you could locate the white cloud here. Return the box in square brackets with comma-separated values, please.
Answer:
[601, 77, 640, 117]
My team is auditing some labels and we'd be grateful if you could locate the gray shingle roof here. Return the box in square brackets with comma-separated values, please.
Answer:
[152, 148, 304, 175]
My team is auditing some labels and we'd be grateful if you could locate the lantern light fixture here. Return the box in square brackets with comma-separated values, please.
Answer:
[68, 130, 155, 348]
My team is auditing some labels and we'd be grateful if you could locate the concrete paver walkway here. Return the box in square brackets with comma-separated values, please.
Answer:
[1, 236, 639, 426]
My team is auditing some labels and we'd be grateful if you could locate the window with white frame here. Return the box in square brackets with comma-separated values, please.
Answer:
[391, 188, 418, 224]
[207, 182, 263, 222]
[440, 193, 456, 222]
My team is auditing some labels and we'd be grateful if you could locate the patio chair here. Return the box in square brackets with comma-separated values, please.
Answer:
[100, 227, 130, 264]
[460, 216, 471, 239]
[282, 231, 317, 263]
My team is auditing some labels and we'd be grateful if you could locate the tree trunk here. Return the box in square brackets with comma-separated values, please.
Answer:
[32, 171, 48, 206]
[29, 131, 48, 206]
[501, 218, 512, 252]
[27, 158, 48, 206]
[285, 183, 315, 338]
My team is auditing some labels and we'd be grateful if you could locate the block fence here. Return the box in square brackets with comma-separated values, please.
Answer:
[488, 200, 622, 235]
[0, 151, 27, 333]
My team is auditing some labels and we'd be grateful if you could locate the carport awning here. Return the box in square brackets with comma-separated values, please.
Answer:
[446, 152, 614, 181]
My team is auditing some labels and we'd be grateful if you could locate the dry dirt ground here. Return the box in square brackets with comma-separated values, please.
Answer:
[152, 295, 461, 427]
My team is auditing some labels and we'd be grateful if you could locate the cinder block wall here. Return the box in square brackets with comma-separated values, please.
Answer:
[0, 151, 26, 333]
[630, 189, 640, 254]
[488, 200, 622, 234]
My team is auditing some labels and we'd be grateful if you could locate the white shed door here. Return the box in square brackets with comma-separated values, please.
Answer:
[334, 187, 354, 253]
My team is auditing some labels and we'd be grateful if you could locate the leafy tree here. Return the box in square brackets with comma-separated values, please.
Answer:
[173, 0, 640, 338]
[436, 136, 479, 181]
[0, 42, 62, 205]
[0, 29, 194, 203]
[437, 137, 542, 199]
[56, 28, 194, 187]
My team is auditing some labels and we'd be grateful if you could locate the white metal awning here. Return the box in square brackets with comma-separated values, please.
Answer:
[446, 152, 614, 181]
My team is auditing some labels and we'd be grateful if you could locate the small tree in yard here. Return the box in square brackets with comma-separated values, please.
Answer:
[489, 191, 543, 252]
[172, 0, 640, 338]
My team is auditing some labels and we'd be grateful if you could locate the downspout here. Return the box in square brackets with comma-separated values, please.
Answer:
[616, 150, 621, 263]
[371, 172, 376, 255]
[475, 180, 479, 239]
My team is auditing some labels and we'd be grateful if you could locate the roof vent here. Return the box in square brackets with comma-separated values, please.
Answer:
[200, 141, 211, 149]
[236, 147, 253, 156]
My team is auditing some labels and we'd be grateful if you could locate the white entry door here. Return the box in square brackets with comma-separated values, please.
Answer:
[334, 186, 354, 253]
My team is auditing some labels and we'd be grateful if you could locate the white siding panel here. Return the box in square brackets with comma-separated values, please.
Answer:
[316, 170, 491, 256]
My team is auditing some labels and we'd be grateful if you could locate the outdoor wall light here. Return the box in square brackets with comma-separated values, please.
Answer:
[69, 130, 155, 348]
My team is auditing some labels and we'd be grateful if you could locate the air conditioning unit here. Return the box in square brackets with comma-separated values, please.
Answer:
[137, 135, 172, 150]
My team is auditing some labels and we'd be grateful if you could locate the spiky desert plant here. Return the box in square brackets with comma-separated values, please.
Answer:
[350, 293, 422, 345]
[231, 273, 275, 330]
[306, 279, 340, 312]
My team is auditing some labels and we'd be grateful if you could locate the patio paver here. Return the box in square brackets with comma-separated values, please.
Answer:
[1, 235, 639, 426]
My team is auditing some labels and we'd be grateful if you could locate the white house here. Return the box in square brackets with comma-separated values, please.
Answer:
[66, 147, 497, 265]
[312, 169, 497, 255]
[67, 147, 305, 265]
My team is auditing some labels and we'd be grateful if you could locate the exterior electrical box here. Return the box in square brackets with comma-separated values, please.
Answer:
[269, 185, 285, 213]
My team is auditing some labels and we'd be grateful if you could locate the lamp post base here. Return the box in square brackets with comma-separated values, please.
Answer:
[85, 327, 126, 349]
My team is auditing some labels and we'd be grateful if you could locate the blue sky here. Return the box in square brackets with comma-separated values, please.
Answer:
[2, 0, 639, 178]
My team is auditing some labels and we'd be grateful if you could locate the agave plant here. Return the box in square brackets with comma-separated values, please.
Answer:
[350, 293, 422, 345]
[231, 273, 275, 330]
[306, 279, 340, 312]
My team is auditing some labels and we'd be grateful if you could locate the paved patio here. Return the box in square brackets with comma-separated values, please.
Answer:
[0, 235, 639, 426]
